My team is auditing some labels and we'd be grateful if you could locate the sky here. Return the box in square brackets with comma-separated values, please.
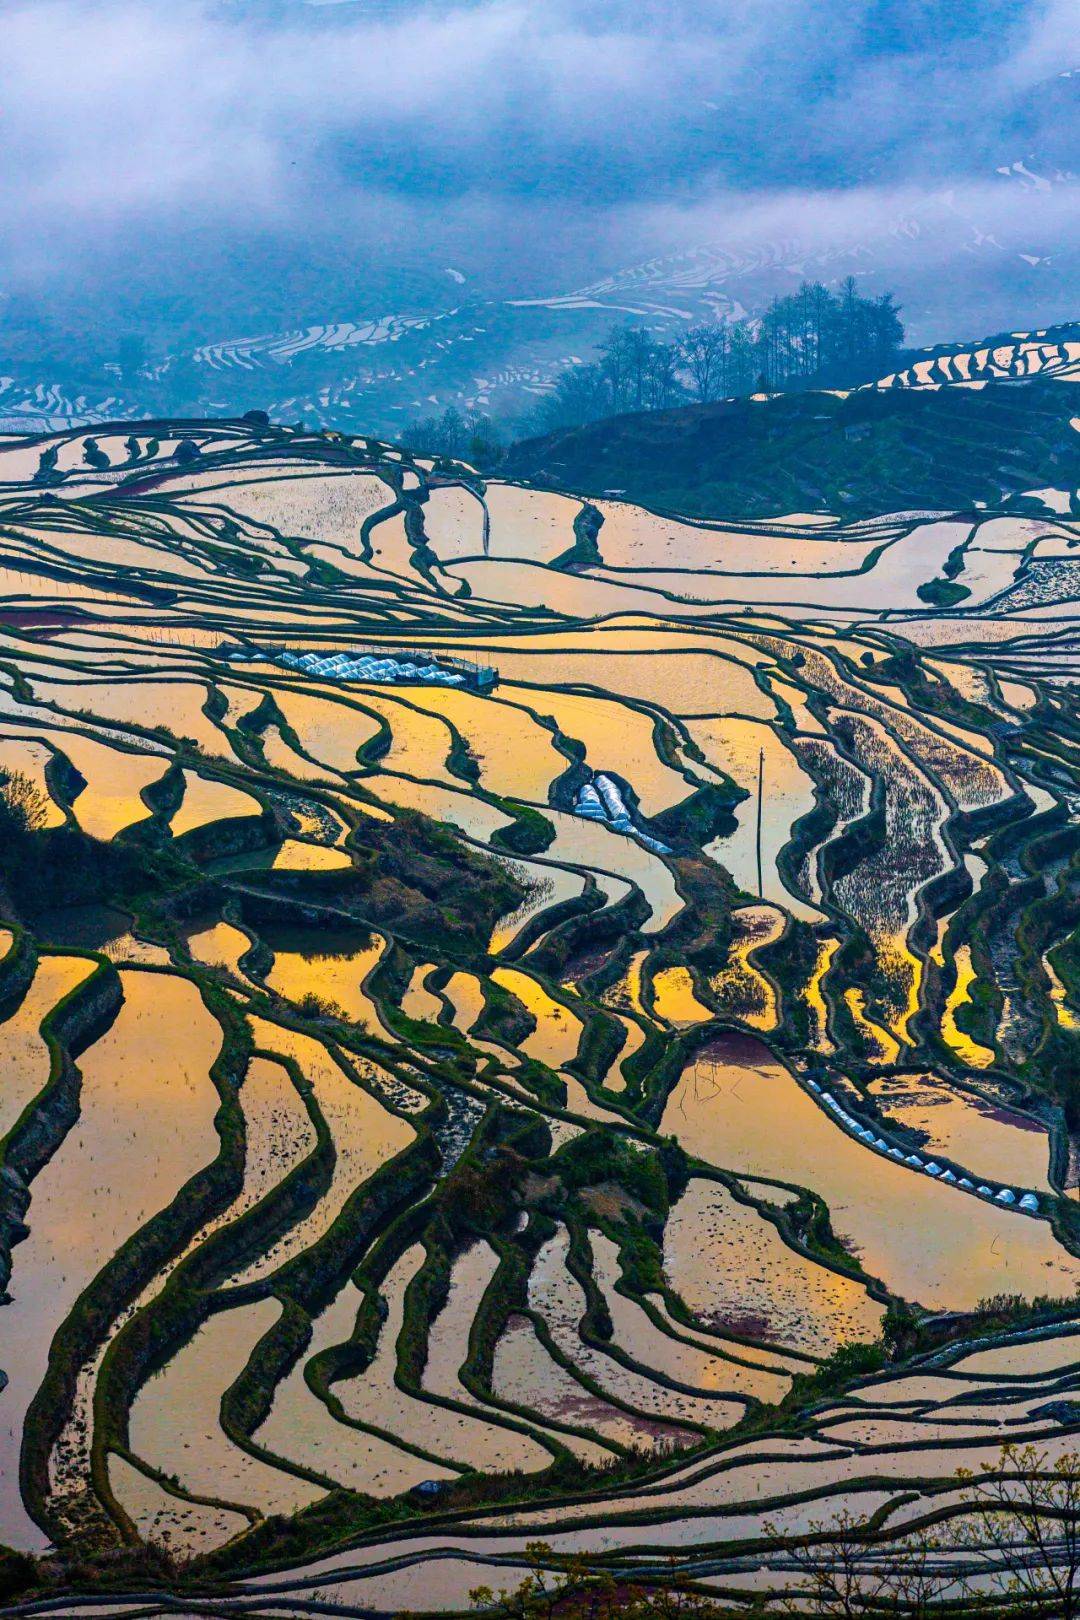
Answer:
[0, 0, 1075, 379]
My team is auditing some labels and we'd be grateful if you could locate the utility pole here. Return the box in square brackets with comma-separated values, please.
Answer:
[756, 746, 765, 900]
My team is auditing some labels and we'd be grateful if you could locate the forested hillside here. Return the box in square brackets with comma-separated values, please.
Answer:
[500, 333, 1080, 518]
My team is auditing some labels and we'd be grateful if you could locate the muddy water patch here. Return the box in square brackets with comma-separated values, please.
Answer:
[126, 1298, 325, 1534]
[659, 1033, 1078, 1310]
[664, 1178, 885, 1357]
[0, 971, 221, 1550]
[868, 1072, 1049, 1190]
[0, 955, 96, 1142]
[263, 925, 385, 1031]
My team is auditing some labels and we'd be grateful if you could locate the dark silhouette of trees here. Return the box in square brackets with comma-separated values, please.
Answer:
[82, 437, 110, 471]
[33, 445, 59, 484]
[0, 770, 49, 840]
[526, 282, 904, 436]
[757, 278, 903, 388]
[402, 405, 504, 467]
[402, 283, 903, 457]
[597, 326, 682, 413]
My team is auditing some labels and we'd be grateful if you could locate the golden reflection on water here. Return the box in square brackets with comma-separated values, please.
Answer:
[183, 920, 252, 977]
[600, 949, 649, 1018]
[879, 938, 923, 1046]
[400, 962, 444, 1023]
[710, 905, 783, 1032]
[270, 839, 352, 871]
[651, 965, 712, 1026]
[33, 677, 230, 758]
[488, 861, 583, 956]
[443, 971, 486, 1034]
[0, 955, 96, 1141]
[843, 988, 901, 1065]
[606, 1015, 645, 1093]
[231, 1017, 415, 1286]
[0, 971, 222, 1550]
[0, 736, 65, 826]
[170, 770, 260, 838]
[941, 946, 995, 1070]
[408, 685, 565, 802]
[803, 936, 840, 1051]
[688, 716, 821, 921]
[499, 684, 692, 817]
[491, 966, 582, 1069]
[868, 1072, 1050, 1190]
[48, 729, 167, 841]
[659, 1033, 1078, 1309]
[1044, 952, 1080, 1031]
[265, 931, 385, 1030]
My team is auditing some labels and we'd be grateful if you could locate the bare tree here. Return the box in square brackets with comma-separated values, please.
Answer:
[728, 319, 759, 394]
[470, 1541, 612, 1620]
[764, 1509, 886, 1616]
[953, 1443, 1080, 1619]
[600, 325, 658, 412]
[872, 1523, 957, 1618]
[470, 1545, 734, 1620]
[762, 1508, 962, 1617]
[676, 323, 728, 403]
[644, 342, 683, 410]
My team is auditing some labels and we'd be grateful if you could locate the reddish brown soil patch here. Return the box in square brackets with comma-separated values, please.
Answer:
[0, 607, 85, 630]
[700, 1307, 775, 1341]
[696, 1029, 773, 1067]
[562, 943, 621, 984]
[981, 1102, 1044, 1134]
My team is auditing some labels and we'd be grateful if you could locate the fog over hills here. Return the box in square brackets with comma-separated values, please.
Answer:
[0, 0, 1075, 434]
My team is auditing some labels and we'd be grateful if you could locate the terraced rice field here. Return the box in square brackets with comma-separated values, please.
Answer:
[2, 418, 1080, 1615]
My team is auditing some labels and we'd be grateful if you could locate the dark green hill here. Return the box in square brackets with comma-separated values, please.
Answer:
[499, 376, 1080, 519]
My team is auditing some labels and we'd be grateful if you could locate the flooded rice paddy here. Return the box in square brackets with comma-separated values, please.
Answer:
[660, 1035, 1078, 1309]
[2, 422, 1079, 1611]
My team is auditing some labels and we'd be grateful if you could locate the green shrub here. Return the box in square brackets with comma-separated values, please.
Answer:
[491, 803, 556, 856]
[916, 576, 971, 607]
